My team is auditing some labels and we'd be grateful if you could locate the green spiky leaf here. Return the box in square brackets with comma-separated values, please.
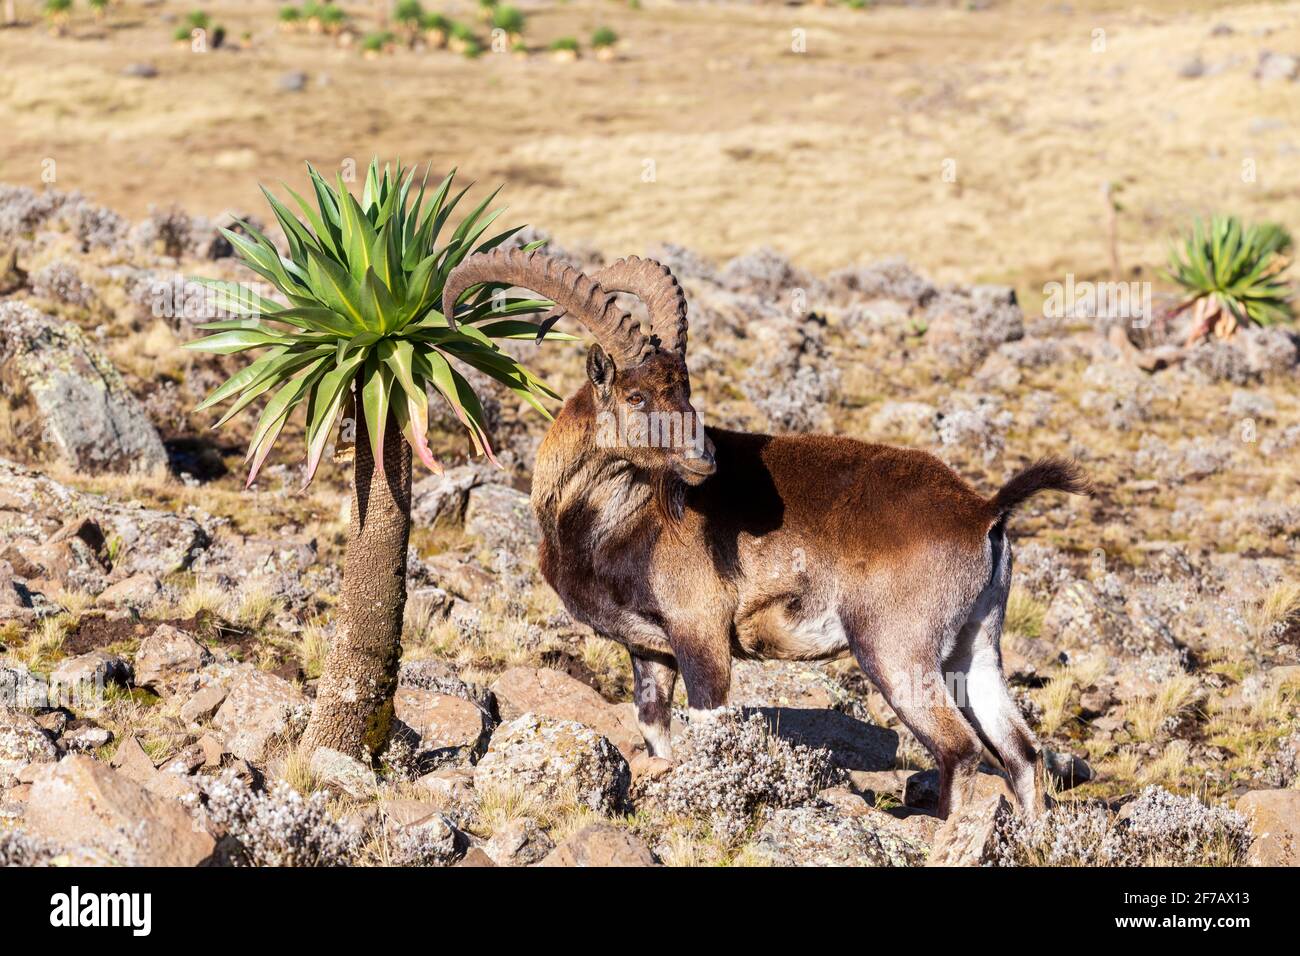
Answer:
[188, 158, 563, 486]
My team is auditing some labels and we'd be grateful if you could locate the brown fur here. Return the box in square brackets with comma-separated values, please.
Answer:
[532, 348, 1089, 818]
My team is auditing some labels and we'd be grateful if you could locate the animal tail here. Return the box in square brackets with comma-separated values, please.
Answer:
[986, 456, 1092, 528]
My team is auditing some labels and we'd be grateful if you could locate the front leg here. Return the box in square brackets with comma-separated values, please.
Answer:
[630, 651, 678, 759]
[674, 633, 732, 720]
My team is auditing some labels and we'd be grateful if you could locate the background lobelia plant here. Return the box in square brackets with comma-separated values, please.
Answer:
[186, 159, 570, 760]
[1167, 215, 1294, 344]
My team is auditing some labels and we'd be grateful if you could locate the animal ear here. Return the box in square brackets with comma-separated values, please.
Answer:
[586, 344, 615, 393]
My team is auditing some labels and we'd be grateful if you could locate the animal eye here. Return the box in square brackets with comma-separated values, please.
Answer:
[627, 392, 645, 408]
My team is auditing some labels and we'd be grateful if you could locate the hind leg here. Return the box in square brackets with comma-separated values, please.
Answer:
[630, 651, 678, 759]
[947, 544, 1045, 815]
[858, 642, 985, 819]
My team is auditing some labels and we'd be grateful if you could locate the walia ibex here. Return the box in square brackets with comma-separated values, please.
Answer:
[442, 248, 1090, 819]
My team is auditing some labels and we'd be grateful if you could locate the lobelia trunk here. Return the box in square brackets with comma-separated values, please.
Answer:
[302, 406, 412, 761]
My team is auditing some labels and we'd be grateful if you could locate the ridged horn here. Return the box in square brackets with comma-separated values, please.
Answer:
[593, 256, 688, 357]
[441, 248, 651, 369]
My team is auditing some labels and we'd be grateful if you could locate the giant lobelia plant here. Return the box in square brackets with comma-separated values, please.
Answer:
[1167, 216, 1294, 344]
[186, 159, 570, 759]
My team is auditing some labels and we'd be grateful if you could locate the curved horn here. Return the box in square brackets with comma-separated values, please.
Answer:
[442, 248, 651, 369]
[593, 256, 688, 357]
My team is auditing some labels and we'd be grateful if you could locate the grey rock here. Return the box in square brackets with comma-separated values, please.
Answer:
[62, 723, 113, 752]
[539, 823, 656, 867]
[464, 483, 539, 551]
[122, 63, 158, 78]
[0, 708, 59, 778]
[474, 713, 630, 815]
[278, 71, 308, 92]
[0, 302, 167, 474]
[410, 464, 491, 525]
[309, 746, 377, 798]
[484, 817, 555, 866]
[48, 652, 132, 704]
[1043, 750, 1094, 790]
[211, 668, 309, 763]
[0, 457, 210, 582]
[1255, 50, 1299, 82]
[927, 794, 1014, 866]
[134, 624, 211, 692]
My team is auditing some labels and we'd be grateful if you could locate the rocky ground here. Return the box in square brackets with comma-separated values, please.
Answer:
[0, 186, 1298, 867]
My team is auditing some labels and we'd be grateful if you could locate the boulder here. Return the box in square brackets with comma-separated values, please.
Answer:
[927, 795, 1014, 866]
[1043, 750, 1093, 791]
[394, 686, 493, 764]
[538, 824, 656, 867]
[62, 722, 112, 752]
[134, 624, 212, 692]
[817, 786, 874, 817]
[491, 666, 637, 756]
[179, 683, 229, 725]
[464, 483, 539, 551]
[0, 559, 35, 621]
[0, 659, 49, 709]
[23, 755, 215, 866]
[0, 458, 209, 582]
[747, 805, 926, 867]
[411, 464, 490, 525]
[0, 302, 168, 474]
[1237, 789, 1300, 866]
[310, 746, 377, 799]
[473, 714, 630, 815]
[416, 766, 475, 808]
[0, 707, 59, 779]
[211, 668, 309, 763]
[48, 651, 131, 704]
[96, 573, 162, 609]
[484, 817, 555, 866]
[423, 554, 496, 603]
[109, 735, 159, 785]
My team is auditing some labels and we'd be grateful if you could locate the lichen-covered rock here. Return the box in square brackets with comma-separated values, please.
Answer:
[309, 746, 377, 799]
[485, 817, 555, 866]
[464, 483, 540, 551]
[747, 805, 927, 867]
[539, 823, 656, 867]
[394, 686, 494, 765]
[0, 457, 209, 582]
[0, 301, 167, 474]
[473, 713, 630, 815]
[491, 666, 636, 756]
[0, 659, 49, 709]
[411, 463, 495, 526]
[48, 651, 131, 706]
[212, 668, 309, 763]
[0, 707, 59, 780]
[1041, 577, 1142, 655]
[134, 624, 212, 692]
[928, 795, 1014, 866]
[24, 756, 216, 866]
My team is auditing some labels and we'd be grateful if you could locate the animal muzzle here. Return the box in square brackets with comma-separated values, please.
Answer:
[674, 437, 716, 484]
